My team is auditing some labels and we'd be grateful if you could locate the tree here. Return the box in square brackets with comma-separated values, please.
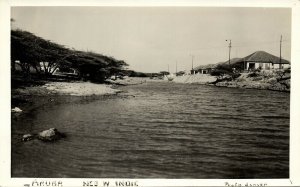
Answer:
[11, 29, 129, 82]
[210, 63, 240, 80]
[11, 29, 72, 77]
[159, 71, 170, 76]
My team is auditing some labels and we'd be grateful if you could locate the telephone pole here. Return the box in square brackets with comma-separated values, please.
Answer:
[191, 55, 194, 71]
[280, 35, 282, 69]
[176, 61, 178, 75]
[226, 39, 232, 65]
[168, 64, 169, 73]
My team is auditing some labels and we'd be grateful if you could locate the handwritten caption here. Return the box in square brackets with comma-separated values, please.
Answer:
[25, 179, 269, 187]
[225, 182, 267, 187]
[83, 180, 138, 187]
[25, 180, 138, 187]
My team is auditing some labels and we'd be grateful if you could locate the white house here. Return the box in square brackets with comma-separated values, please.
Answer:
[240, 51, 290, 70]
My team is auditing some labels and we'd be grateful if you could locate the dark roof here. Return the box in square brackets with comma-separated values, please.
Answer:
[194, 63, 216, 70]
[239, 51, 290, 64]
[192, 51, 290, 71]
[222, 58, 243, 65]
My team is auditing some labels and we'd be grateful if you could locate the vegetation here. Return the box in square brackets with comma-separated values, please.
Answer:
[247, 69, 261, 78]
[121, 70, 149, 77]
[176, 71, 185, 76]
[11, 29, 128, 83]
[159, 71, 170, 76]
[275, 68, 291, 81]
[210, 63, 241, 80]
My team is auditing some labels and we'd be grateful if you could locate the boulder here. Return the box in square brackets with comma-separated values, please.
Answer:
[37, 128, 65, 142]
[267, 77, 277, 84]
[22, 134, 34, 142]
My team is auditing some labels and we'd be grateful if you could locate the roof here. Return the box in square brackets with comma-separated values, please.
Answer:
[239, 51, 290, 64]
[194, 63, 216, 70]
[192, 51, 290, 71]
[222, 58, 243, 65]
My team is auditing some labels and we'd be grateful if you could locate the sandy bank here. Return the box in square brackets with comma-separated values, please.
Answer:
[172, 74, 217, 84]
[43, 82, 121, 96]
[12, 81, 122, 116]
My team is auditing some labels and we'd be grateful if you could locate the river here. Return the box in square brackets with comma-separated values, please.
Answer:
[11, 82, 290, 178]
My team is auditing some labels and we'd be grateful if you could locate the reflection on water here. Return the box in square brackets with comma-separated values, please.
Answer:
[12, 82, 289, 178]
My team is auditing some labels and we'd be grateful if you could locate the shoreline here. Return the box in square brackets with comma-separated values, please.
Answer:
[11, 73, 290, 116]
[11, 76, 150, 117]
[11, 81, 124, 116]
[42, 82, 121, 96]
[170, 72, 290, 92]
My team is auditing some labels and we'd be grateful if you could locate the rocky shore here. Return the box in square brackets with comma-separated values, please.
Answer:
[213, 71, 290, 92]
[169, 70, 290, 92]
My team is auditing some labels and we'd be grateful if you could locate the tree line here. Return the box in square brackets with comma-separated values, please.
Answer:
[11, 29, 128, 83]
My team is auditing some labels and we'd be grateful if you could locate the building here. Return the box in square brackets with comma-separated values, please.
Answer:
[193, 64, 216, 74]
[236, 51, 290, 70]
[190, 51, 290, 74]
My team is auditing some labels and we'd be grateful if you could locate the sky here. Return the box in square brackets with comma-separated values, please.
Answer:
[11, 7, 291, 73]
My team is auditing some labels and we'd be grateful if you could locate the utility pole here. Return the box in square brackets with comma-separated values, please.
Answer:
[226, 39, 232, 65]
[192, 56, 194, 70]
[191, 55, 194, 74]
[280, 35, 282, 69]
[168, 64, 169, 73]
[176, 61, 178, 75]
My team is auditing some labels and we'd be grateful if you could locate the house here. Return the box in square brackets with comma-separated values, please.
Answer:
[236, 51, 290, 70]
[190, 51, 289, 74]
[190, 69, 197, 74]
[221, 58, 243, 66]
[193, 64, 216, 74]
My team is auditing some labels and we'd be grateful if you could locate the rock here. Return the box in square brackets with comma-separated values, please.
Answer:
[37, 128, 65, 142]
[267, 77, 277, 84]
[12, 107, 22, 113]
[22, 134, 34, 142]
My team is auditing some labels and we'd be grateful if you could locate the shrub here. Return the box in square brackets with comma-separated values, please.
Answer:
[210, 63, 241, 80]
[232, 73, 241, 79]
[247, 70, 260, 78]
[210, 69, 230, 76]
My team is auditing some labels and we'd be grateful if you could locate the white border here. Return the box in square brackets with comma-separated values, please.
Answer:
[1, 0, 300, 187]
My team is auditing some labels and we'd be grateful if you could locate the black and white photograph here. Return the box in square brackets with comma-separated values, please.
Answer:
[1, 0, 300, 186]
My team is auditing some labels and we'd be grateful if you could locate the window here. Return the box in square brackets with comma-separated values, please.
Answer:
[265, 63, 270, 70]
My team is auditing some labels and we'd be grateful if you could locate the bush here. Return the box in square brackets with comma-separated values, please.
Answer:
[210, 63, 241, 81]
[284, 68, 291, 74]
[210, 63, 243, 75]
[275, 68, 291, 80]
[232, 73, 241, 79]
[247, 69, 261, 78]
[210, 69, 230, 76]
[248, 72, 258, 77]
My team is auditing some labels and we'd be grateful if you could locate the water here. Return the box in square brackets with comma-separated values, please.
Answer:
[11, 82, 290, 178]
